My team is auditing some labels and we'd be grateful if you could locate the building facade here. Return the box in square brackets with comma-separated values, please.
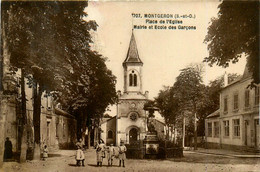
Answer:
[205, 67, 260, 150]
[0, 38, 76, 165]
[101, 32, 166, 146]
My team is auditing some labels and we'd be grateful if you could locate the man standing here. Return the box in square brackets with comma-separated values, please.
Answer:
[4, 137, 13, 161]
[118, 141, 127, 167]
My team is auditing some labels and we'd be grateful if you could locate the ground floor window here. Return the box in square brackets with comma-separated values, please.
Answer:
[108, 130, 113, 139]
[223, 120, 229, 137]
[214, 121, 219, 137]
[208, 122, 212, 137]
[233, 119, 240, 137]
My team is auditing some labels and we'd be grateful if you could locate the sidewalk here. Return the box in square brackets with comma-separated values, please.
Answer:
[186, 147, 260, 158]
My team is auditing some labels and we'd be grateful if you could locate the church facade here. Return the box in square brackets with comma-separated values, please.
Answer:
[101, 32, 165, 146]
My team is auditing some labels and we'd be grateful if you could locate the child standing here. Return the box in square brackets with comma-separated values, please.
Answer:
[96, 144, 103, 167]
[107, 144, 115, 166]
[42, 145, 48, 161]
[80, 147, 85, 166]
[96, 140, 106, 167]
[75, 146, 85, 166]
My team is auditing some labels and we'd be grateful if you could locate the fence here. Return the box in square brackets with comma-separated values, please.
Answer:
[125, 140, 183, 159]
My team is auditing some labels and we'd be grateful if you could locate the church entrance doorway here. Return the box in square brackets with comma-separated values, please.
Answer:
[129, 128, 138, 144]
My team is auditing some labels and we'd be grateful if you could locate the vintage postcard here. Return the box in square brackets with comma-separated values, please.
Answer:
[0, 0, 259, 171]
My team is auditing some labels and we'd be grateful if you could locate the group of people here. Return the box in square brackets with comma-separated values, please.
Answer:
[96, 140, 127, 167]
[74, 138, 127, 167]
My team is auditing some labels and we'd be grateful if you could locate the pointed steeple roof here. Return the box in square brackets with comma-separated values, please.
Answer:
[123, 31, 143, 65]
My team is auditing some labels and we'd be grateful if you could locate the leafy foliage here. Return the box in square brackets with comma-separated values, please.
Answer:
[196, 73, 240, 136]
[204, 1, 259, 84]
[2, 1, 116, 153]
[155, 86, 179, 126]
[173, 64, 205, 112]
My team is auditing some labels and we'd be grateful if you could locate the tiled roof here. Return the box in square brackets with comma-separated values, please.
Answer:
[206, 109, 220, 119]
[123, 32, 143, 64]
[223, 64, 252, 89]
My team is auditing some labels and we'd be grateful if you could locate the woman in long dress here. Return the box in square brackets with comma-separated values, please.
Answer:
[96, 140, 105, 167]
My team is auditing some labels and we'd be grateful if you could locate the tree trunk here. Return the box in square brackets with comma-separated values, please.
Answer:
[81, 111, 87, 148]
[20, 126, 28, 162]
[167, 125, 170, 140]
[173, 120, 176, 145]
[170, 125, 173, 142]
[182, 116, 185, 148]
[33, 82, 44, 160]
[94, 126, 97, 146]
[194, 112, 197, 150]
[20, 69, 27, 162]
[76, 112, 82, 140]
[87, 126, 91, 149]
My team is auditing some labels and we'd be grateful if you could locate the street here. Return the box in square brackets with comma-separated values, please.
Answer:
[1, 148, 259, 172]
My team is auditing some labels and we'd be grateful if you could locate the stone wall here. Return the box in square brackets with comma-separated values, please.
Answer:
[55, 109, 77, 149]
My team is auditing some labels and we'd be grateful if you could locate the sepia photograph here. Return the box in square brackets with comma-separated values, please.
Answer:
[0, 0, 259, 171]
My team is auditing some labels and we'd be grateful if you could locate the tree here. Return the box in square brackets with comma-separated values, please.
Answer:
[204, 1, 259, 84]
[55, 50, 117, 148]
[196, 73, 240, 136]
[2, 1, 98, 159]
[173, 64, 206, 149]
[155, 86, 180, 141]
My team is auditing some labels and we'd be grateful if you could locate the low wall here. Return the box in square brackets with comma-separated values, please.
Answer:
[205, 142, 221, 149]
[165, 147, 183, 158]
[125, 141, 183, 159]
[205, 142, 259, 152]
[126, 147, 144, 159]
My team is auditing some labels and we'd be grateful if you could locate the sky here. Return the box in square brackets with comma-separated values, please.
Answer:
[86, 1, 247, 116]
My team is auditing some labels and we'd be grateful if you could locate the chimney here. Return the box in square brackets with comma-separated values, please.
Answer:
[117, 90, 121, 97]
[224, 72, 228, 87]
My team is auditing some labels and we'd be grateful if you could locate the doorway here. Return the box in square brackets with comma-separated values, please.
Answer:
[245, 120, 250, 146]
[129, 128, 138, 144]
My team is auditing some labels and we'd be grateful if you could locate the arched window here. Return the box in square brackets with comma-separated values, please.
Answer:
[129, 71, 137, 87]
[129, 73, 133, 86]
[134, 74, 137, 86]
[108, 130, 113, 139]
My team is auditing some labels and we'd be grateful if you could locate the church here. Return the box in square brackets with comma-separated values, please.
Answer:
[100, 32, 166, 146]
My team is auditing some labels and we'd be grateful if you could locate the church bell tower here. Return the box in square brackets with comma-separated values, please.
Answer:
[123, 32, 143, 93]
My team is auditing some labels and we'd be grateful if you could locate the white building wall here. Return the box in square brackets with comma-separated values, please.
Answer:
[206, 75, 260, 149]
[100, 123, 107, 144]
